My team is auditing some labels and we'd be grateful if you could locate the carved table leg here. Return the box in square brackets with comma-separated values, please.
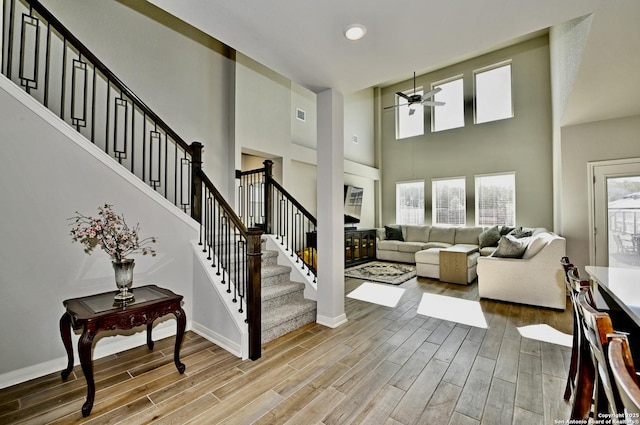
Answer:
[174, 307, 186, 374]
[60, 313, 74, 380]
[78, 330, 96, 417]
[146, 323, 154, 349]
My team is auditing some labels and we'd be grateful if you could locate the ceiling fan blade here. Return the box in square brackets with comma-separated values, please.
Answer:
[384, 102, 411, 110]
[422, 100, 446, 107]
[421, 86, 442, 100]
[396, 91, 411, 101]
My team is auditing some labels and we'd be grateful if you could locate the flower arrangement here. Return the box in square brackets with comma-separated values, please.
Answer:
[69, 204, 157, 262]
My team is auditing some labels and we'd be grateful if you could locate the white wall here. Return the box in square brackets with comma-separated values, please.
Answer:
[550, 14, 593, 232]
[345, 88, 376, 168]
[39, 0, 235, 199]
[560, 115, 640, 271]
[235, 53, 380, 228]
[0, 79, 198, 384]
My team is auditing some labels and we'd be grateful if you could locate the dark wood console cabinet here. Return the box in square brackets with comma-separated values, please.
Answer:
[345, 228, 376, 267]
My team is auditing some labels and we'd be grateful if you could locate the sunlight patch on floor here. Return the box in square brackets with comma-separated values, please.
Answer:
[417, 293, 488, 328]
[517, 324, 573, 347]
[347, 282, 406, 308]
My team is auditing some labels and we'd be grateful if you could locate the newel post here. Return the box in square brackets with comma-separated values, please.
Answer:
[190, 141, 203, 223]
[263, 160, 273, 235]
[246, 227, 263, 360]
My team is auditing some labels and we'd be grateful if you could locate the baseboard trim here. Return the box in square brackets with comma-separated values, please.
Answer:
[190, 321, 245, 359]
[316, 313, 348, 328]
[0, 321, 182, 390]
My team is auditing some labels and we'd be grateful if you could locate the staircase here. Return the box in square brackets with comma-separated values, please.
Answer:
[261, 243, 316, 344]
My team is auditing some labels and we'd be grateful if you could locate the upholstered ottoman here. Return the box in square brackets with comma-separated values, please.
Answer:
[415, 248, 442, 279]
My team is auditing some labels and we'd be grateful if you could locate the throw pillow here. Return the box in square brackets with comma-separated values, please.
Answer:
[499, 226, 515, 236]
[510, 227, 533, 239]
[479, 226, 501, 248]
[493, 235, 528, 258]
[385, 225, 404, 241]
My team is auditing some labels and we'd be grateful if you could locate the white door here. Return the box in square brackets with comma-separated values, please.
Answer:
[590, 158, 640, 267]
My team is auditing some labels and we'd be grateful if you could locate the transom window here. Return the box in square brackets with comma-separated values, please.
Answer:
[475, 172, 516, 226]
[432, 77, 464, 132]
[396, 181, 425, 225]
[474, 62, 513, 124]
[432, 177, 466, 226]
[396, 89, 424, 139]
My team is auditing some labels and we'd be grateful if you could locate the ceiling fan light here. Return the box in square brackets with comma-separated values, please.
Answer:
[344, 24, 367, 41]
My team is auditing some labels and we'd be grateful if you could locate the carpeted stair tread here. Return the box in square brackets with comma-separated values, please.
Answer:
[262, 249, 278, 261]
[262, 299, 317, 343]
[261, 264, 292, 278]
[262, 281, 306, 301]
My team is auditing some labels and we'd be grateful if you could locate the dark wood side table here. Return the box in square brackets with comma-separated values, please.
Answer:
[59, 284, 186, 417]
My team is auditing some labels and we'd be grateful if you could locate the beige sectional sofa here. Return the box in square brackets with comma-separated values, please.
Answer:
[476, 229, 567, 310]
[376, 225, 567, 310]
[376, 225, 490, 283]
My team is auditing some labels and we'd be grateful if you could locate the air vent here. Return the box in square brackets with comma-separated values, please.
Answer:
[296, 108, 306, 122]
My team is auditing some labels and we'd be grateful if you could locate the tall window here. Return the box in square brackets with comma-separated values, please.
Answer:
[432, 177, 466, 226]
[396, 90, 424, 139]
[432, 77, 464, 132]
[474, 62, 513, 124]
[396, 181, 424, 224]
[475, 172, 516, 226]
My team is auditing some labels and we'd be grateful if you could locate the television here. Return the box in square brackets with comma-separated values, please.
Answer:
[344, 185, 363, 225]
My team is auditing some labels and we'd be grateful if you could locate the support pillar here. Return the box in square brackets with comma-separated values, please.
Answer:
[316, 89, 347, 328]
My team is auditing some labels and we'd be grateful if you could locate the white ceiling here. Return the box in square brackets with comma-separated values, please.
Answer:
[147, 0, 640, 125]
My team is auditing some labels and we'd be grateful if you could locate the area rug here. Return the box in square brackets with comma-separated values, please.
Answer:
[417, 293, 488, 328]
[347, 282, 406, 308]
[344, 261, 416, 285]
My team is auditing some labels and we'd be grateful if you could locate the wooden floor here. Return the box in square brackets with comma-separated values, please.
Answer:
[0, 275, 574, 424]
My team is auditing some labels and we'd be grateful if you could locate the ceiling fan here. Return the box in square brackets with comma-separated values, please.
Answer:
[384, 72, 445, 114]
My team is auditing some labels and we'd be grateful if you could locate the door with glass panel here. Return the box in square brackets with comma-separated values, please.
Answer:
[591, 159, 640, 267]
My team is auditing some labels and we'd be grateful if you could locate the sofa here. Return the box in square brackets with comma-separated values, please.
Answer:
[376, 225, 567, 309]
[477, 229, 567, 310]
[376, 225, 492, 283]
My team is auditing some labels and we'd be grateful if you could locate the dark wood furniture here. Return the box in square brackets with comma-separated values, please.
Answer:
[59, 284, 186, 416]
[586, 266, 640, 377]
[345, 228, 376, 267]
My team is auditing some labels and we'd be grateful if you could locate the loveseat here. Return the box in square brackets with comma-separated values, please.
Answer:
[476, 229, 567, 310]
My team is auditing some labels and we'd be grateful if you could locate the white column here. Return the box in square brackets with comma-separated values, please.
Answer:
[316, 89, 347, 328]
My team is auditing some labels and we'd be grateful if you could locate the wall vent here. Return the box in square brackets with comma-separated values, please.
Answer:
[296, 108, 306, 122]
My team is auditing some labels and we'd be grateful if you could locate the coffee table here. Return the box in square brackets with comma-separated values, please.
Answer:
[440, 244, 479, 284]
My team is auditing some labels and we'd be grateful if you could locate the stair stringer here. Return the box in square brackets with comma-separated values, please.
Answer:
[190, 240, 249, 360]
[264, 234, 317, 301]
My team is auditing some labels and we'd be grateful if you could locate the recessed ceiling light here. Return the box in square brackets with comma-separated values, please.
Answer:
[344, 24, 367, 41]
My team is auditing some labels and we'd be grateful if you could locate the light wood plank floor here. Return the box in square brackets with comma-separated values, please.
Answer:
[0, 275, 574, 424]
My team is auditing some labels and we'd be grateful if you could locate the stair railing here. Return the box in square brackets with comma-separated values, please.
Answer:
[237, 160, 317, 282]
[2, 0, 263, 359]
[196, 167, 263, 360]
[2, 0, 193, 213]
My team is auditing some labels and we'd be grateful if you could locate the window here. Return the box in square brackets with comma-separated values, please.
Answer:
[396, 181, 424, 225]
[474, 62, 513, 124]
[432, 177, 466, 226]
[432, 77, 464, 132]
[475, 173, 516, 226]
[396, 90, 424, 139]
